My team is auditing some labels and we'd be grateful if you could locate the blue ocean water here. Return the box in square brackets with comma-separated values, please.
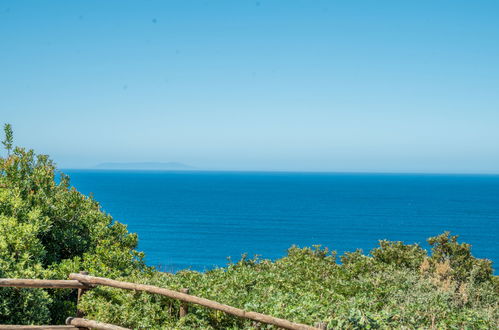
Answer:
[63, 170, 499, 272]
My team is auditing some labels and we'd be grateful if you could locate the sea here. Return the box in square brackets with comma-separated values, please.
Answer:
[63, 170, 499, 273]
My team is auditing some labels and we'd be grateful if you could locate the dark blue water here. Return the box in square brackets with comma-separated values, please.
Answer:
[63, 170, 499, 272]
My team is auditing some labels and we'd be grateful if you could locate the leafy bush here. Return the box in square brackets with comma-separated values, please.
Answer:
[427, 231, 493, 284]
[79, 243, 498, 329]
[0, 125, 148, 324]
[1, 124, 498, 328]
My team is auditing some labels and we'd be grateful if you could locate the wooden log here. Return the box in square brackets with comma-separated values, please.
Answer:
[0, 279, 89, 289]
[179, 288, 189, 317]
[76, 271, 90, 317]
[66, 317, 129, 330]
[69, 273, 318, 330]
[0, 326, 78, 329]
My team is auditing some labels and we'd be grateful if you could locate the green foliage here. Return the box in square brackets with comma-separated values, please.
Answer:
[371, 240, 426, 270]
[80, 244, 498, 329]
[1, 124, 498, 328]
[0, 125, 147, 324]
[1, 124, 13, 156]
[428, 231, 493, 284]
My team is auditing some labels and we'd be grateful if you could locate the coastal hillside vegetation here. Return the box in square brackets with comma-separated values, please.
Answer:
[1, 124, 498, 329]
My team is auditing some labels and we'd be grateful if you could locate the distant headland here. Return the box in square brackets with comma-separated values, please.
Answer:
[94, 162, 194, 170]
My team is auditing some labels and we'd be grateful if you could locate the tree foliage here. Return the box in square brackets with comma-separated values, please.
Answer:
[0, 125, 148, 324]
[1, 124, 12, 155]
[0, 124, 498, 328]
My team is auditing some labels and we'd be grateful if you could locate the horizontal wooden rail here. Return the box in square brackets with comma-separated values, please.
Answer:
[0, 279, 89, 289]
[69, 273, 318, 330]
[66, 317, 130, 330]
[0, 326, 77, 329]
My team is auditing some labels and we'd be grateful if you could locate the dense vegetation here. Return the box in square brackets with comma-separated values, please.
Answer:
[0, 124, 148, 324]
[1, 125, 498, 329]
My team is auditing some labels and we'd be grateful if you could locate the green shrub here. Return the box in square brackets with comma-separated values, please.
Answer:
[371, 240, 426, 270]
[0, 125, 148, 324]
[79, 244, 498, 329]
[428, 231, 493, 284]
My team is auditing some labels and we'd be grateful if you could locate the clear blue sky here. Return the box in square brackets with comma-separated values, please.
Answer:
[1, 1, 498, 173]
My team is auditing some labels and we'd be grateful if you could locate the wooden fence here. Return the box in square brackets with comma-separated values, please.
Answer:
[0, 273, 324, 330]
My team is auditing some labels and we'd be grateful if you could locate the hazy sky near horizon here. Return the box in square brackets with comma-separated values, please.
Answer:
[1, 1, 499, 173]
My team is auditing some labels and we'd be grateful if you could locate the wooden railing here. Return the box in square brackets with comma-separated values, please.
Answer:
[0, 273, 323, 330]
[0, 317, 127, 330]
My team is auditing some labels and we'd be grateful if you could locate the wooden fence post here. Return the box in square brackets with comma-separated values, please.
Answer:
[314, 322, 328, 330]
[179, 288, 189, 318]
[76, 271, 89, 317]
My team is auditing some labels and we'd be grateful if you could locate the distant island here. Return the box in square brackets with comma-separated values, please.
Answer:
[95, 162, 195, 170]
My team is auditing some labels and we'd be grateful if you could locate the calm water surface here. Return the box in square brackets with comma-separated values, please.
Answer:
[63, 170, 499, 272]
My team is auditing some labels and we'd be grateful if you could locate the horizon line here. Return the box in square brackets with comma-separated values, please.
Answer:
[59, 168, 499, 176]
